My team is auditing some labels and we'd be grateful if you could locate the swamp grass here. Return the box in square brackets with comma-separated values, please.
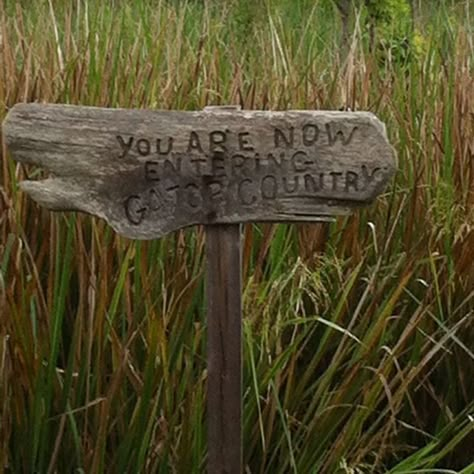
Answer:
[0, 0, 473, 472]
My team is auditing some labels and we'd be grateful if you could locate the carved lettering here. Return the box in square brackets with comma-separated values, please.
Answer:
[361, 166, 382, 185]
[163, 157, 182, 175]
[291, 151, 313, 172]
[254, 153, 264, 172]
[231, 154, 245, 177]
[267, 152, 283, 170]
[164, 184, 179, 207]
[124, 195, 147, 225]
[191, 155, 207, 176]
[117, 135, 134, 158]
[274, 127, 294, 148]
[185, 183, 201, 209]
[237, 178, 256, 205]
[187, 131, 204, 153]
[253, 152, 285, 171]
[149, 188, 163, 211]
[209, 130, 227, 152]
[345, 171, 359, 191]
[205, 180, 224, 202]
[302, 124, 319, 146]
[212, 155, 226, 177]
[330, 172, 343, 191]
[137, 138, 151, 156]
[326, 124, 358, 146]
[261, 175, 277, 199]
[304, 174, 324, 193]
[238, 132, 254, 151]
[282, 176, 299, 194]
[157, 137, 173, 155]
[145, 161, 160, 181]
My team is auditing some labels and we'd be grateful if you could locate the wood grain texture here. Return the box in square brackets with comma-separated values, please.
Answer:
[206, 224, 242, 474]
[3, 103, 397, 239]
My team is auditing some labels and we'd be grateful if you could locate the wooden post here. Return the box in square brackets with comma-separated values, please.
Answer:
[206, 224, 242, 474]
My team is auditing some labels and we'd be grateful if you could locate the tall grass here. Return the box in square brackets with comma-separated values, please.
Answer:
[0, 0, 473, 472]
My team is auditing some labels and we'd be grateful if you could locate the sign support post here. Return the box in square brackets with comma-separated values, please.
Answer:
[206, 223, 242, 473]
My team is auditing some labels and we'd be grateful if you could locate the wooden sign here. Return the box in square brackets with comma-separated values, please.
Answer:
[3, 103, 397, 474]
[3, 104, 396, 238]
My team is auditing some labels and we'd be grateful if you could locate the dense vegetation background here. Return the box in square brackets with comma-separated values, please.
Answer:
[0, 0, 473, 472]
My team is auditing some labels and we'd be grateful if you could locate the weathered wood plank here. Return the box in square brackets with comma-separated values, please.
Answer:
[3, 103, 396, 239]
